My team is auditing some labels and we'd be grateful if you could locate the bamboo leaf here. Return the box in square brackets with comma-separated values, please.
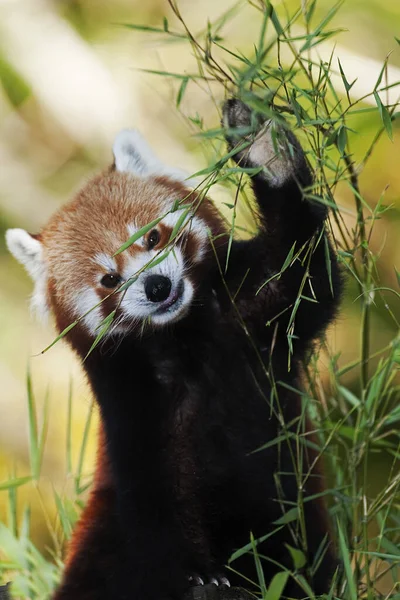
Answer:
[286, 544, 306, 569]
[169, 209, 190, 241]
[273, 507, 299, 525]
[250, 531, 267, 596]
[305, 0, 317, 24]
[337, 125, 347, 154]
[147, 251, 171, 270]
[0, 476, 31, 491]
[75, 402, 94, 495]
[26, 370, 39, 480]
[337, 520, 357, 600]
[338, 385, 361, 407]
[395, 267, 400, 288]
[176, 77, 189, 107]
[41, 320, 78, 353]
[229, 527, 284, 562]
[324, 234, 334, 295]
[265, 1, 284, 36]
[114, 217, 164, 255]
[265, 571, 289, 600]
[374, 91, 393, 141]
[337, 58, 356, 100]
[66, 379, 73, 476]
[84, 310, 116, 359]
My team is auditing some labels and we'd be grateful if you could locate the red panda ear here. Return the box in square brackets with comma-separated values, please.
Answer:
[112, 129, 192, 184]
[6, 229, 43, 279]
[5, 229, 49, 319]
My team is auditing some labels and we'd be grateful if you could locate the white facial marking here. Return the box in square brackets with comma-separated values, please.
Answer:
[94, 253, 117, 273]
[73, 287, 102, 335]
[161, 209, 208, 263]
[126, 222, 147, 248]
[6, 228, 49, 319]
[112, 129, 196, 184]
[188, 216, 209, 263]
[162, 208, 191, 229]
[115, 244, 193, 327]
[127, 222, 138, 237]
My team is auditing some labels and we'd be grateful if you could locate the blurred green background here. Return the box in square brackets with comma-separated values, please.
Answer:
[0, 0, 399, 561]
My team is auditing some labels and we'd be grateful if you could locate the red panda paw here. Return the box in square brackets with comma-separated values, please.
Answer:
[187, 573, 231, 587]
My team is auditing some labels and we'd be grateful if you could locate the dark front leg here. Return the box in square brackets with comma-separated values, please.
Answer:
[53, 488, 127, 600]
[220, 99, 342, 349]
[86, 350, 198, 600]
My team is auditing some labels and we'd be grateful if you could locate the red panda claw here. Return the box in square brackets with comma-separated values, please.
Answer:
[188, 574, 205, 586]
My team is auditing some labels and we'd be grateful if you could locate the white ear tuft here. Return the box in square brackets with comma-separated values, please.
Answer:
[112, 129, 194, 184]
[6, 229, 44, 280]
[113, 129, 161, 176]
[6, 229, 49, 320]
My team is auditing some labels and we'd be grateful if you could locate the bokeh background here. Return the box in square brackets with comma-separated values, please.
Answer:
[1, 0, 399, 562]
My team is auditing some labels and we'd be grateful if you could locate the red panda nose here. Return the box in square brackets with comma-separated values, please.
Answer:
[144, 275, 172, 303]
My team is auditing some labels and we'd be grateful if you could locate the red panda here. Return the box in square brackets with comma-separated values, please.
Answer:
[6, 99, 342, 600]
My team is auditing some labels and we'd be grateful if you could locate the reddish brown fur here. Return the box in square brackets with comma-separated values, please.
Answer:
[40, 171, 225, 356]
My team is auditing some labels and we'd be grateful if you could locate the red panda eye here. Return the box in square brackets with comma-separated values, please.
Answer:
[148, 229, 160, 250]
[101, 273, 121, 289]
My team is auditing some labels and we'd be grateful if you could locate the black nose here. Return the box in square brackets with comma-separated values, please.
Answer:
[145, 275, 172, 303]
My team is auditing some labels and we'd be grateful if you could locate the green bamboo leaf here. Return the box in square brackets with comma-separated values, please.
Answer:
[305, 0, 317, 23]
[176, 77, 189, 108]
[121, 23, 167, 33]
[273, 506, 299, 525]
[265, 1, 284, 36]
[26, 370, 39, 480]
[121, 22, 185, 39]
[119, 275, 139, 292]
[37, 387, 50, 481]
[85, 310, 116, 359]
[374, 57, 390, 92]
[0, 476, 31, 491]
[286, 544, 306, 569]
[374, 91, 393, 141]
[66, 380, 73, 475]
[324, 235, 334, 295]
[337, 520, 357, 600]
[265, 571, 289, 600]
[290, 90, 303, 127]
[229, 527, 284, 563]
[75, 402, 94, 495]
[114, 216, 163, 256]
[147, 251, 171, 270]
[337, 125, 347, 154]
[281, 242, 297, 272]
[136, 68, 204, 80]
[309, 0, 344, 37]
[169, 209, 190, 241]
[338, 385, 360, 407]
[395, 267, 400, 288]
[301, 28, 345, 51]
[337, 58, 356, 100]
[54, 493, 73, 539]
[250, 531, 267, 596]
[20, 506, 31, 540]
[41, 320, 78, 354]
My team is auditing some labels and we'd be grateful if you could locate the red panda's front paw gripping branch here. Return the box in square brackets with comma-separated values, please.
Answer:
[6, 97, 342, 600]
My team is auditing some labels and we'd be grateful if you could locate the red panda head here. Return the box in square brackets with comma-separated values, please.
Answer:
[6, 130, 226, 348]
